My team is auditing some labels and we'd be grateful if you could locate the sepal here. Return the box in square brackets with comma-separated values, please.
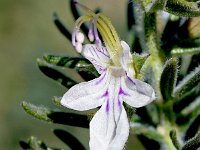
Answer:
[132, 53, 150, 79]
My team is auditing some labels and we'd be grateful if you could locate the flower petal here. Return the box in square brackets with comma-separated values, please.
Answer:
[109, 106, 129, 150]
[89, 77, 129, 150]
[121, 76, 155, 108]
[120, 41, 135, 77]
[61, 71, 110, 111]
[89, 103, 129, 150]
[82, 44, 110, 74]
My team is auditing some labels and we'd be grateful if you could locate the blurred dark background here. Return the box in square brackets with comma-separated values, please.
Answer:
[0, 0, 142, 149]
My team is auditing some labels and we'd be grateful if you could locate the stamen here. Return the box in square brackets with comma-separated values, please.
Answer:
[93, 16, 102, 47]
[88, 21, 94, 42]
[72, 1, 123, 66]
[72, 28, 77, 47]
[76, 32, 84, 43]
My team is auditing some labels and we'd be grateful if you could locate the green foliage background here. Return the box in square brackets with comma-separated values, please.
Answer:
[0, 0, 143, 149]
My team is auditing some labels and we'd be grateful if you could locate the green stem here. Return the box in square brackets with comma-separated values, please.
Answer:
[158, 122, 179, 150]
[145, 13, 164, 98]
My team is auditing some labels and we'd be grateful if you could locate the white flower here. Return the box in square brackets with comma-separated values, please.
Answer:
[61, 6, 155, 150]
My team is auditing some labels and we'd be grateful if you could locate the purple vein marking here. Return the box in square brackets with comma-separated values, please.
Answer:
[101, 89, 109, 97]
[95, 72, 106, 85]
[106, 99, 109, 112]
[119, 86, 129, 96]
[127, 75, 136, 85]
[101, 90, 110, 112]
[117, 86, 129, 108]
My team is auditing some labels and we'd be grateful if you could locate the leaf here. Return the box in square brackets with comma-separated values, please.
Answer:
[53, 13, 72, 41]
[137, 135, 161, 150]
[164, 0, 200, 17]
[20, 136, 60, 150]
[130, 123, 163, 142]
[184, 114, 200, 141]
[127, 0, 135, 30]
[43, 55, 99, 80]
[161, 16, 181, 51]
[171, 47, 200, 56]
[142, 0, 166, 12]
[182, 131, 200, 150]
[176, 98, 200, 125]
[19, 141, 30, 149]
[169, 129, 181, 150]
[52, 96, 62, 107]
[136, 107, 157, 127]
[160, 58, 178, 101]
[174, 65, 200, 98]
[22, 101, 52, 122]
[54, 129, 86, 150]
[22, 101, 89, 128]
[173, 84, 200, 113]
[37, 59, 77, 88]
[48, 112, 89, 128]
[29, 136, 43, 150]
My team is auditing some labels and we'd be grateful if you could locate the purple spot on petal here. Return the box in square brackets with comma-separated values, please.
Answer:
[106, 99, 109, 112]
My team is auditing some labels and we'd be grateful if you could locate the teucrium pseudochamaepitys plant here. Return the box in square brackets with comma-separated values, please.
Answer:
[20, 0, 200, 150]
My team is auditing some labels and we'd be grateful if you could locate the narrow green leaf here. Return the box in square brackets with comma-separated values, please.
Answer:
[169, 129, 181, 150]
[174, 65, 200, 98]
[43, 55, 99, 80]
[142, 0, 166, 12]
[171, 47, 200, 56]
[21, 136, 60, 150]
[130, 123, 163, 142]
[52, 96, 62, 107]
[22, 101, 52, 122]
[160, 58, 178, 101]
[22, 101, 89, 128]
[182, 131, 200, 150]
[161, 15, 181, 52]
[127, 0, 135, 30]
[53, 13, 71, 40]
[48, 112, 89, 128]
[173, 84, 200, 113]
[29, 136, 41, 150]
[37, 59, 77, 88]
[19, 141, 30, 149]
[137, 135, 161, 150]
[184, 114, 200, 141]
[136, 107, 158, 127]
[176, 98, 200, 125]
[54, 129, 86, 150]
[164, 0, 200, 17]
[43, 55, 89, 68]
